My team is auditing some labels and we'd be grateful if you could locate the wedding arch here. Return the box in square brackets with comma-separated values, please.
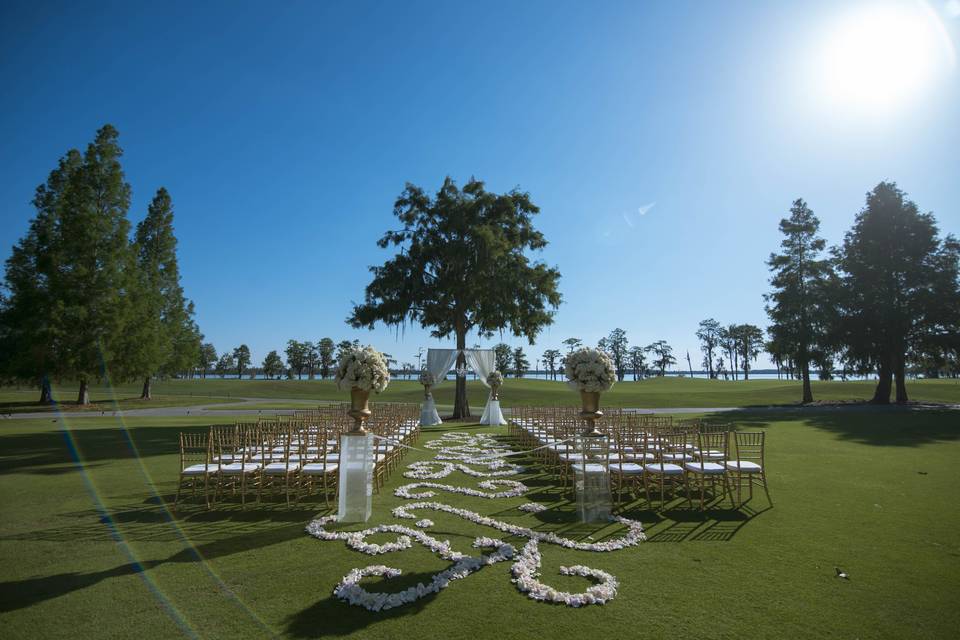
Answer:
[421, 348, 506, 426]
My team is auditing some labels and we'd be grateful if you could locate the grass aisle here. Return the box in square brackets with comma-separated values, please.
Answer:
[0, 411, 958, 638]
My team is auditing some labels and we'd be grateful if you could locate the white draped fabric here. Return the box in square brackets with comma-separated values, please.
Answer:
[420, 348, 506, 426]
[420, 349, 459, 426]
[426, 349, 460, 387]
[463, 349, 506, 425]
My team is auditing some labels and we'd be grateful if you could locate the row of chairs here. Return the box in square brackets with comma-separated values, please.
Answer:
[174, 403, 420, 510]
[509, 406, 770, 510]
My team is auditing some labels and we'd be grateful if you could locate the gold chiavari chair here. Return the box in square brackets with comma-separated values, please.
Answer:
[609, 418, 645, 503]
[684, 430, 731, 510]
[175, 431, 216, 510]
[215, 423, 261, 507]
[258, 425, 300, 506]
[726, 431, 771, 505]
[642, 430, 688, 508]
[299, 428, 339, 507]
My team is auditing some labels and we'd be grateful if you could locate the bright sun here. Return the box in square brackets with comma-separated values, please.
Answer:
[811, 1, 955, 116]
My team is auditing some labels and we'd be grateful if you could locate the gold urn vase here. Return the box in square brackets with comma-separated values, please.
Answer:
[348, 387, 372, 434]
[490, 383, 501, 401]
[579, 390, 604, 437]
[423, 384, 432, 400]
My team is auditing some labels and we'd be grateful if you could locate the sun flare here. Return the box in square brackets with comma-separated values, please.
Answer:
[811, 1, 955, 116]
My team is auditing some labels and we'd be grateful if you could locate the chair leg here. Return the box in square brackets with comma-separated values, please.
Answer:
[761, 471, 772, 505]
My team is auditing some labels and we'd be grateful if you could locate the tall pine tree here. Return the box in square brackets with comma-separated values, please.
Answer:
[764, 199, 832, 403]
[1, 150, 82, 402]
[124, 188, 201, 399]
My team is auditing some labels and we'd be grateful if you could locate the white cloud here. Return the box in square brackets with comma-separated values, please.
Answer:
[637, 202, 656, 216]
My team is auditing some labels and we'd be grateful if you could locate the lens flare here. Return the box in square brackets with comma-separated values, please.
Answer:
[52, 360, 277, 636]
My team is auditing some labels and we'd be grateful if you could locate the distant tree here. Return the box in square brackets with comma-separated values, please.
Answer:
[696, 318, 722, 379]
[645, 340, 676, 376]
[715, 357, 728, 380]
[834, 182, 960, 403]
[731, 324, 764, 380]
[765, 335, 784, 380]
[764, 198, 832, 403]
[720, 325, 739, 380]
[347, 177, 562, 418]
[541, 349, 561, 380]
[262, 350, 284, 379]
[198, 343, 217, 379]
[285, 340, 307, 379]
[317, 338, 336, 378]
[493, 343, 513, 374]
[304, 341, 319, 379]
[511, 346, 529, 378]
[233, 344, 251, 379]
[214, 352, 234, 378]
[596, 337, 608, 353]
[605, 328, 629, 381]
[627, 346, 646, 380]
[336, 339, 359, 362]
[562, 338, 582, 353]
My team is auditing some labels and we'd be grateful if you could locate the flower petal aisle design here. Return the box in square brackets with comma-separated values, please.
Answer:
[306, 431, 645, 610]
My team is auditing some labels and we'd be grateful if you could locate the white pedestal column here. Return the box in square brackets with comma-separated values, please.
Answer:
[574, 434, 612, 523]
[338, 433, 374, 523]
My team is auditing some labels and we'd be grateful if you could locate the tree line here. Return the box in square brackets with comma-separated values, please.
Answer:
[758, 184, 958, 404]
[0, 125, 202, 403]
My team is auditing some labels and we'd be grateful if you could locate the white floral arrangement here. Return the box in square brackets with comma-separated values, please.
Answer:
[564, 347, 617, 393]
[418, 370, 435, 386]
[335, 345, 390, 393]
[487, 370, 504, 387]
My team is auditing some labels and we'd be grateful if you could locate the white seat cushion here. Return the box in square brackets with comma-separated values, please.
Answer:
[182, 464, 215, 476]
[576, 463, 608, 473]
[644, 463, 684, 475]
[301, 463, 337, 474]
[684, 461, 725, 474]
[220, 462, 261, 474]
[263, 462, 294, 474]
[611, 462, 644, 474]
[726, 460, 762, 472]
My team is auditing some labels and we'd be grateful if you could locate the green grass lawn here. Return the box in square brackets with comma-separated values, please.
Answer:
[1, 409, 958, 638]
[7, 377, 957, 411]
[0, 389, 235, 414]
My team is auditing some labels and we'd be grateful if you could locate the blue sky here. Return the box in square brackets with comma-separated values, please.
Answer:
[2, 0, 958, 371]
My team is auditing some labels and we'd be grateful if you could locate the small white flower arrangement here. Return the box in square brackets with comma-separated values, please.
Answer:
[418, 370, 435, 386]
[487, 370, 504, 387]
[335, 345, 390, 393]
[518, 502, 548, 514]
[564, 347, 617, 393]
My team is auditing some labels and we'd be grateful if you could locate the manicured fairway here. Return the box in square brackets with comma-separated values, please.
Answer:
[1, 408, 958, 639]
[6, 377, 958, 412]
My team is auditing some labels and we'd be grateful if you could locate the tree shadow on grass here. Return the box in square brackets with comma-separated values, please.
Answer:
[0, 511, 320, 613]
[702, 407, 960, 446]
